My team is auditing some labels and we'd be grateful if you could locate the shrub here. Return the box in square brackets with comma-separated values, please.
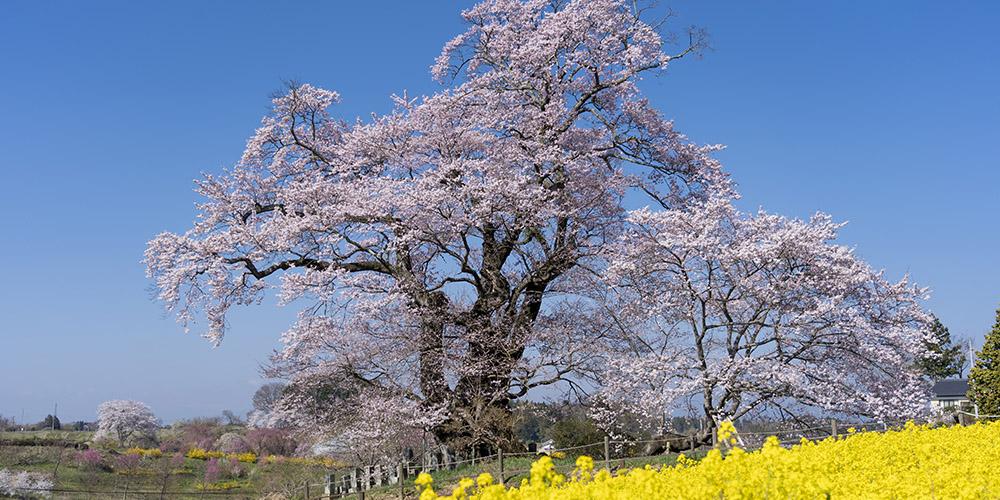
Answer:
[115, 453, 141, 475]
[196, 480, 242, 491]
[243, 428, 297, 456]
[229, 452, 257, 464]
[76, 450, 104, 470]
[170, 452, 186, 470]
[263, 455, 340, 468]
[224, 459, 245, 479]
[125, 447, 162, 458]
[186, 448, 225, 460]
[204, 458, 221, 484]
[214, 433, 249, 454]
[171, 418, 225, 452]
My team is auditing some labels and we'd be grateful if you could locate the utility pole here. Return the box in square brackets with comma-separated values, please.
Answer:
[969, 339, 976, 375]
[970, 340, 979, 418]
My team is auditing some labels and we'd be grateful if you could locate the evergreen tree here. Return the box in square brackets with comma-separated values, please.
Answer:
[917, 316, 966, 380]
[969, 306, 1000, 415]
[36, 415, 60, 431]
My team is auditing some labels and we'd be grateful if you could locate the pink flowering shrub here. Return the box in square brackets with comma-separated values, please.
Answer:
[204, 458, 221, 484]
[76, 449, 104, 470]
[243, 428, 297, 456]
[115, 453, 142, 475]
[224, 459, 245, 479]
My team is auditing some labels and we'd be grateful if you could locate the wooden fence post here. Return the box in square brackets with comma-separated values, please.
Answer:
[831, 419, 838, 439]
[398, 462, 405, 500]
[603, 436, 611, 471]
[499, 449, 505, 486]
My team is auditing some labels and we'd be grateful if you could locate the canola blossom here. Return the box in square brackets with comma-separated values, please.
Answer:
[416, 421, 1000, 499]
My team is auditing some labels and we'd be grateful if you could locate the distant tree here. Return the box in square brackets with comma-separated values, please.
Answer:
[221, 410, 243, 426]
[970, 306, 1000, 415]
[35, 415, 60, 431]
[251, 383, 286, 413]
[917, 316, 966, 380]
[548, 404, 605, 452]
[174, 417, 223, 450]
[0, 415, 14, 432]
[243, 428, 298, 457]
[512, 402, 550, 444]
[95, 400, 159, 447]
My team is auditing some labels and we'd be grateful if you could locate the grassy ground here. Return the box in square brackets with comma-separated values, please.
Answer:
[0, 431, 92, 447]
[0, 432, 707, 499]
[0, 443, 336, 499]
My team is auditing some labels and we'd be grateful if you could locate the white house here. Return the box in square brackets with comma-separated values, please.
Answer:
[930, 379, 971, 413]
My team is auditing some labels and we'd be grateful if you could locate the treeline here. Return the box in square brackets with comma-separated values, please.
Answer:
[0, 414, 96, 432]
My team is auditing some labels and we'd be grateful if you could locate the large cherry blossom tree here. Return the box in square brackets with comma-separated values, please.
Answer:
[95, 400, 159, 447]
[146, 0, 932, 452]
[146, 0, 725, 450]
[596, 196, 932, 441]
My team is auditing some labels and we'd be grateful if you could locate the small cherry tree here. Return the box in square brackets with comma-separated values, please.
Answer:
[596, 197, 932, 439]
[95, 400, 159, 448]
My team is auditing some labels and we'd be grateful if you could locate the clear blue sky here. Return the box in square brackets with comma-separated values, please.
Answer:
[1, 1, 997, 424]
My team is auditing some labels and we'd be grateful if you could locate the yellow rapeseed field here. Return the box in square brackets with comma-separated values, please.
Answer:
[416, 420, 1000, 499]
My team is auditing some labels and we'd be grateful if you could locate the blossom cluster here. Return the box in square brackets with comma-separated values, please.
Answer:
[416, 421, 1000, 499]
[0, 469, 52, 499]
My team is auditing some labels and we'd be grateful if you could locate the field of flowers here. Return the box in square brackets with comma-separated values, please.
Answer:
[415, 420, 1000, 499]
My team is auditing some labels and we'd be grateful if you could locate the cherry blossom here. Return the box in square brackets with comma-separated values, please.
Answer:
[95, 400, 159, 447]
[597, 196, 932, 438]
[146, 0, 724, 449]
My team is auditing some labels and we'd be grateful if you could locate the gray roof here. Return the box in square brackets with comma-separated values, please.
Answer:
[931, 379, 969, 399]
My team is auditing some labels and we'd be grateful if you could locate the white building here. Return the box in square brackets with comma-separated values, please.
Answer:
[930, 379, 971, 413]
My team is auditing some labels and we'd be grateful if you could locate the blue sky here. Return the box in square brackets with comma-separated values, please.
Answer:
[1, 1, 997, 424]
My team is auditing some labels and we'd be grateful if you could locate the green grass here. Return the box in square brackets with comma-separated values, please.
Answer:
[0, 439, 709, 499]
[0, 445, 336, 499]
[0, 430, 93, 447]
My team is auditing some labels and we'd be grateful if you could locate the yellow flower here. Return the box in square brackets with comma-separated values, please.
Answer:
[415, 472, 434, 489]
[476, 472, 494, 488]
[426, 420, 1000, 499]
[716, 419, 738, 445]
